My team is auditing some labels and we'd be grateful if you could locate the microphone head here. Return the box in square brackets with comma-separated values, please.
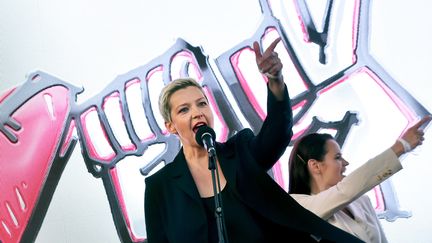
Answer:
[195, 125, 216, 147]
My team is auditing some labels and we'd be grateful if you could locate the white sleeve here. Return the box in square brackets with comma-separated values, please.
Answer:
[291, 148, 402, 220]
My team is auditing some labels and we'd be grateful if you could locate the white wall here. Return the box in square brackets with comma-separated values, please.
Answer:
[0, 0, 431, 242]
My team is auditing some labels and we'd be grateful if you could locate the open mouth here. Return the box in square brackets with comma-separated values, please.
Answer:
[341, 170, 347, 177]
[193, 122, 207, 133]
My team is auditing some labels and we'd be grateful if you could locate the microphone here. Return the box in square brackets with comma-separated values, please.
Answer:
[195, 125, 216, 156]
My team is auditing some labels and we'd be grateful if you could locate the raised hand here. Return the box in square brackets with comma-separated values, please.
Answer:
[253, 37, 285, 100]
[253, 37, 283, 80]
[392, 115, 432, 156]
[400, 115, 432, 152]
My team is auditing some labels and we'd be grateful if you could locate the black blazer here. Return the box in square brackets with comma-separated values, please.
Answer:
[144, 86, 363, 243]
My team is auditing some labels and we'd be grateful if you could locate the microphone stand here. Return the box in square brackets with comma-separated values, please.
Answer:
[207, 147, 229, 243]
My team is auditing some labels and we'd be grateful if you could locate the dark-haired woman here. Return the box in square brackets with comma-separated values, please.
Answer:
[288, 116, 431, 243]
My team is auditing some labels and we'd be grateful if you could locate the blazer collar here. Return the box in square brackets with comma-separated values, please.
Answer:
[167, 143, 238, 201]
[214, 142, 237, 186]
[168, 148, 200, 201]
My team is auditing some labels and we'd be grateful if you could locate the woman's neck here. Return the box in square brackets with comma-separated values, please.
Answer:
[183, 144, 208, 166]
[310, 180, 327, 195]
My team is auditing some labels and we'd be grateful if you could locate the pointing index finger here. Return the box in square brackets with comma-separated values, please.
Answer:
[263, 37, 281, 57]
[414, 115, 432, 130]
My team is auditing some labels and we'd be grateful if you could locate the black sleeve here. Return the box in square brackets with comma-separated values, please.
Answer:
[250, 84, 293, 170]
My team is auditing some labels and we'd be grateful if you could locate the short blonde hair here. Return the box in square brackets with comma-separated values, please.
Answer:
[158, 78, 205, 122]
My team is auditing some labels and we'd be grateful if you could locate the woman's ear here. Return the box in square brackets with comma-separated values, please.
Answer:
[165, 121, 177, 135]
[307, 159, 321, 175]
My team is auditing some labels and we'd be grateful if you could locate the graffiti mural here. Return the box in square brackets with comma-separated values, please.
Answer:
[0, 0, 430, 242]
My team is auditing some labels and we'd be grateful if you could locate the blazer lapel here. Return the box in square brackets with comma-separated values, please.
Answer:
[168, 148, 201, 203]
[215, 143, 237, 188]
[169, 144, 238, 199]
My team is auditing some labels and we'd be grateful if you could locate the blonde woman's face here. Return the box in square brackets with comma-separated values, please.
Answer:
[165, 86, 214, 147]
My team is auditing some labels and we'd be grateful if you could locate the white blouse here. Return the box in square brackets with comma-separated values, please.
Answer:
[291, 149, 402, 243]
